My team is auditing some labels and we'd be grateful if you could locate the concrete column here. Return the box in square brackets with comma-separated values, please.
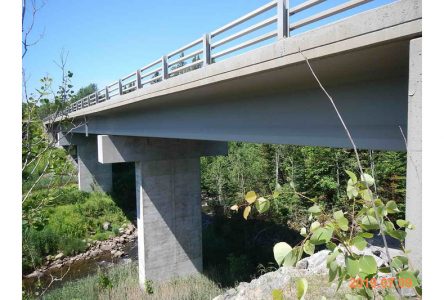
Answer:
[97, 135, 227, 285]
[136, 158, 202, 284]
[405, 37, 421, 271]
[77, 135, 112, 193]
[58, 133, 113, 193]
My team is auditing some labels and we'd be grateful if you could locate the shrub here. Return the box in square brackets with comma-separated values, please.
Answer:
[80, 193, 128, 232]
[47, 205, 88, 238]
[227, 253, 252, 283]
[22, 227, 59, 271]
[59, 237, 87, 256]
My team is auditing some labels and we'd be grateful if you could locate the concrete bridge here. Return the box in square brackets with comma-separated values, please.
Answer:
[47, 0, 422, 286]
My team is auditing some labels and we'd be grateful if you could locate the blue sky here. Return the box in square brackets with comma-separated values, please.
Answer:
[22, 0, 394, 97]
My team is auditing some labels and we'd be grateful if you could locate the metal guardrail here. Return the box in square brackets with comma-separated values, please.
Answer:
[48, 0, 375, 120]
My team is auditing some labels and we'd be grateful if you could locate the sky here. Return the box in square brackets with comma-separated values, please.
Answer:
[22, 0, 395, 98]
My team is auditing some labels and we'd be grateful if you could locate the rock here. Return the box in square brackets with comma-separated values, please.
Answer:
[113, 251, 124, 258]
[127, 224, 135, 233]
[125, 229, 132, 235]
[25, 270, 44, 279]
[103, 222, 111, 231]
[54, 252, 64, 260]
[100, 244, 112, 251]
[213, 246, 404, 300]
[119, 237, 125, 243]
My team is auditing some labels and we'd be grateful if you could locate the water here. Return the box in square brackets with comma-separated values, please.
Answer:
[23, 238, 138, 293]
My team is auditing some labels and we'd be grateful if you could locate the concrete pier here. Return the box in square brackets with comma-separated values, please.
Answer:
[58, 133, 112, 193]
[97, 135, 227, 285]
[405, 37, 422, 271]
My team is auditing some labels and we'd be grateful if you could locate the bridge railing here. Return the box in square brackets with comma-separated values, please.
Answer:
[49, 0, 377, 119]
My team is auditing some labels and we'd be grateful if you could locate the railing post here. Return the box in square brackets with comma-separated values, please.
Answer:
[136, 69, 142, 89]
[162, 55, 168, 80]
[277, 0, 289, 39]
[118, 79, 123, 95]
[105, 86, 109, 100]
[95, 91, 99, 104]
[202, 33, 211, 66]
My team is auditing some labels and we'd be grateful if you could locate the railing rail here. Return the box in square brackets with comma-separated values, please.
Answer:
[47, 0, 377, 119]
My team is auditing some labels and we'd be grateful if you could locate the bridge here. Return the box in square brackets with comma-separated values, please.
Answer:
[47, 0, 422, 287]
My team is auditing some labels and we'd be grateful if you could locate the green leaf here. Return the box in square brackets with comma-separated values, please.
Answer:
[326, 241, 337, 251]
[391, 256, 408, 270]
[345, 295, 366, 300]
[346, 257, 359, 277]
[245, 191, 257, 204]
[282, 249, 298, 267]
[336, 216, 349, 231]
[333, 210, 344, 220]
[383, 295, 396, 300]
[360, 189, 373, 201]
[310, 221, 320, 232]
[378, 267, 391, 273]
[310, 227, 333, 245]
[255, 197, 270, 213]
[303, 240, 315, 255]
[360, 173, 375, 186]
[398, 270, 419, 287]
[273, 242, 292, 266]
[272, 289, 283, 300]
[396, 219, 413, 229]
[308, 205, 321, 214]
[290, 181, 295, 188]
[300, 227, 307, 237]
[273, 190, 280, 199]
[359, 232, 373, 239]
[360, 215, 379, 230]
[386, 200, 400, 214]
[243, 206, 251, 220]
[358, 255, 377, 276]
[351, 236, 367, 251]
[346, 185, 359, 199]
[345, 170, 357, 184]
[327, 250, 339, 265]
[295, 278, 308, 300]
[387, 229, 407, 241]
[384, 220, 395, 232]
[328, 260, 338, 282]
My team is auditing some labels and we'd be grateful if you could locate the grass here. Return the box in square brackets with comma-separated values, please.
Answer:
[41, 261, 358, 300]
[42, 262, 225, 300]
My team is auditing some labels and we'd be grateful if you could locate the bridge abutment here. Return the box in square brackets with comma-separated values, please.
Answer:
[97, 135, 227, 286]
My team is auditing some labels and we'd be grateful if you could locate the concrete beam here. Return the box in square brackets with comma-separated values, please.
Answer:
[97, 135, 228, 163]
[405, 37, 422, 272]
[57, 132, 112, 193]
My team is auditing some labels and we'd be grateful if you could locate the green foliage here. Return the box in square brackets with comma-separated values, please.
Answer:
[295, 277, 308, 300]
[239, 170, 420, 299]
[70, 83, 97, 103]
[22, 186, 130, 272]
[227, 253, 252, 282]
[59, 237, 87, 256]
[97, 269, 113, 290]
[22, 227, 59, 269]
[202, 143, 406, 228]
[144, 280, 154, 294]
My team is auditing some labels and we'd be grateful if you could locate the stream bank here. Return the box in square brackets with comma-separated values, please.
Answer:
[23, 223, 138, 293]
